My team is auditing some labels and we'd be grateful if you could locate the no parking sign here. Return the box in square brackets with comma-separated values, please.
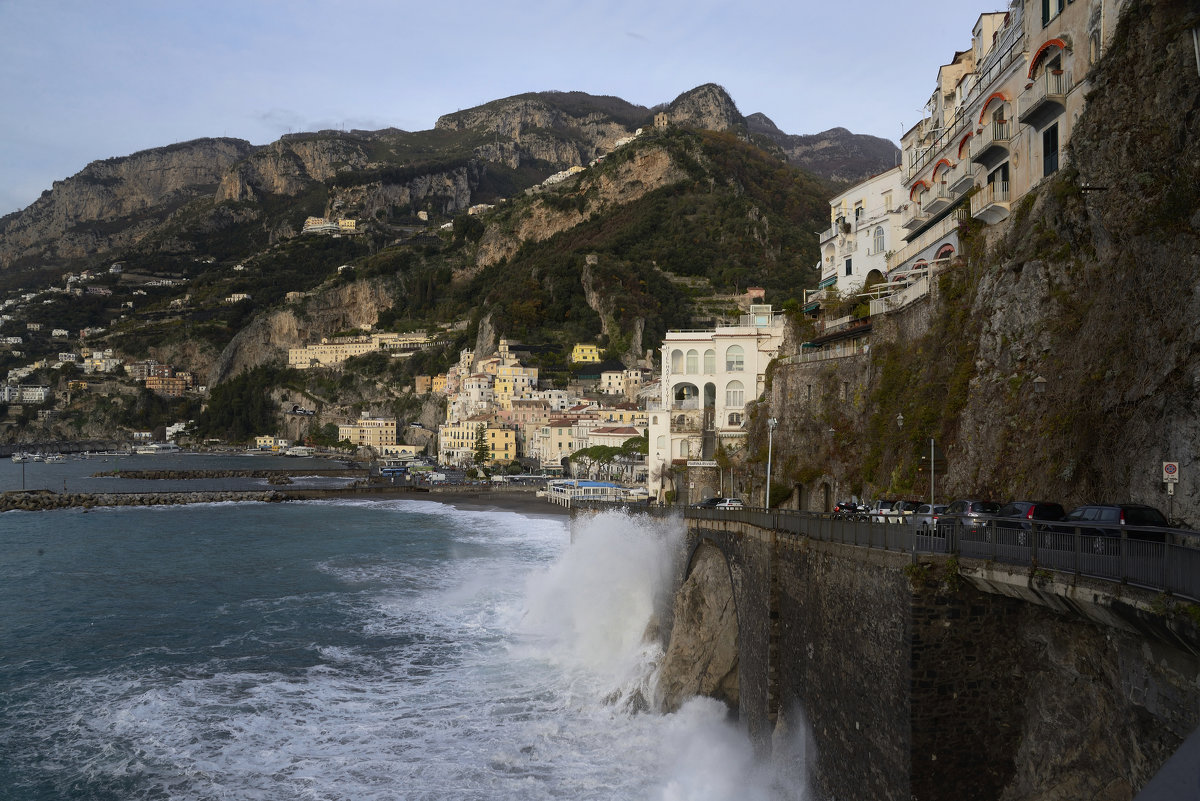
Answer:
[1163, 462, 1180, 483]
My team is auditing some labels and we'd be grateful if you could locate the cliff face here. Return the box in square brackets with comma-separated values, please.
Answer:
[953, 0, 1200, 511]
[655, 541, 739, 713]
[208, 277, 396, 385]
[762, 0, 1200, 520]
[472, 145, 688, 271]
[663, 83, 744, 132]
[0, 138, 256, 267]
[215, 135, 373, 202]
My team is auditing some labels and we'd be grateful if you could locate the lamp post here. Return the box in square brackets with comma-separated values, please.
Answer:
[765, 417, 778, 508]
[929, 438, 935, 507]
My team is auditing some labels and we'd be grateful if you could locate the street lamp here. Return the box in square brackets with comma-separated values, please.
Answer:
[766, 417, 778, 508]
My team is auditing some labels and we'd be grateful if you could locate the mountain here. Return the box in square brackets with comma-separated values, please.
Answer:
[0, 84, 846, 443]
[0, 84, 891, 276]
[745, 114, 900, 182]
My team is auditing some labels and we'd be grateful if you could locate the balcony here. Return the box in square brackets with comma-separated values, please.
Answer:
[970, 120, 1012, 171]
[923, 180, 957, 216]
[818, 224, 838, 243]
[970, 180, 1010, 224]
[1018, 70, 1071, 130]
[948, 162, 975, 194]
[902, 201, 929, 231]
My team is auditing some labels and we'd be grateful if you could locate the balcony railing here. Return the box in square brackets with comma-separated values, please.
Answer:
[970, 120, 1012, 170]
[1018, 69, 1071, 129]
[818, 224, 837, 243]
[970, 180, 1010, 223]
[888, 208, 968, 272]
[902, 201, 929, 230]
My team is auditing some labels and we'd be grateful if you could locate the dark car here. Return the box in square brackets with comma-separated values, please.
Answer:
[692, 497, 725, 509]
[996, 501, 1067, 544]
[1060, 504, 1170, 550]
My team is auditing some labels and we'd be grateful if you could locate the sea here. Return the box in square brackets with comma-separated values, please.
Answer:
[0, 456, 812, 800]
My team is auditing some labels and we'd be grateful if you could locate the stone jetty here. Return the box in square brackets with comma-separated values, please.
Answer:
[0, 489, 286, 512]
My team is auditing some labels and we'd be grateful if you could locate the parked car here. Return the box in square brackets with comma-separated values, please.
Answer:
[911, 504, 948, 533]
[714, 497, 745, 510]
[939, 499, 1002, 534]
[871, 499, 922, 523]
[995, 501, 1067, 545]
[1060, 504, 1170, 551]
[692, 496, 725, 509]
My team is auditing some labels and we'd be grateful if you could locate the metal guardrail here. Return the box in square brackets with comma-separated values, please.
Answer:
[572, 502, 1200, 602]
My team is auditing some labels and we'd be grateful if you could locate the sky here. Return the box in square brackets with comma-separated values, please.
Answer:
[0, 0, 993, 216]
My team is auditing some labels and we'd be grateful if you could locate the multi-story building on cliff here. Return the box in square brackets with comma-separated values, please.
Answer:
[891, 0, 1128, 280]
[814, 166, 906, 297]
[647, 305, 786, 501]
[288, 332, 429, 369]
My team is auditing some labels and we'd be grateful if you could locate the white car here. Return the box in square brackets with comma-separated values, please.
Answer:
[714, 498, 744, 510]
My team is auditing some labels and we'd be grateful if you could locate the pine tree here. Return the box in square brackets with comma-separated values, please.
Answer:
[472, 423, 491, 466]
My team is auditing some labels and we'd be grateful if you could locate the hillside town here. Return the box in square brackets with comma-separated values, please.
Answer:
[0, 0, 1140, 506]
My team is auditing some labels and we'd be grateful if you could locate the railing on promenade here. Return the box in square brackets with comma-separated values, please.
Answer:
[572, 501, 1199, 601]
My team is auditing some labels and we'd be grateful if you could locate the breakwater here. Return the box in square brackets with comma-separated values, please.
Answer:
[0, 484, 543, 512]
[91, 469, 366, 479]
[1, 489, 288, 512]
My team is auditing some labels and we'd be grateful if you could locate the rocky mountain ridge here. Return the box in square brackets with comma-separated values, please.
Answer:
[0, 84, 896, 273]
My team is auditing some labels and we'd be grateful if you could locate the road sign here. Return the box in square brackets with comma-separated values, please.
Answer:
[1163, 462, 1179, 483]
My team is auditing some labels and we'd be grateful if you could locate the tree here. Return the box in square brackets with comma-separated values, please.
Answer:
[473, 423, 491, 466]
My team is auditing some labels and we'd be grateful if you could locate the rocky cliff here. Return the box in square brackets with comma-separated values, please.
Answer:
[746, 114, 900, 183]
[654, 541, 739, 712]
[208, 277, 397, 385]
[472, 145, 688, 271]
[762, 0, 1200, 521]
[952, 0, 1200, 512]
[0, 138, 256, 268]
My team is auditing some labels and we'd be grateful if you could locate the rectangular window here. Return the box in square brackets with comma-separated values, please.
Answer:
[845, 258, 853, 276]
[1043, 123, 1059, 177]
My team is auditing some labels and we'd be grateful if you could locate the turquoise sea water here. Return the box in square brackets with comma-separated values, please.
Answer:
[0, 497, 809, 800]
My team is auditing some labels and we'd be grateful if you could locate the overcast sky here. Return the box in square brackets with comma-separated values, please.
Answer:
[0, 0, 992, 216]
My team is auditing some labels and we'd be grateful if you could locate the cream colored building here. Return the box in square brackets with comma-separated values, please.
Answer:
[289, 332, 429, 369]
[338, 417, 397, 450]
[647, 306, 787, 501]
[438, 416, 517, 466]
[892, 0, 1129, 280]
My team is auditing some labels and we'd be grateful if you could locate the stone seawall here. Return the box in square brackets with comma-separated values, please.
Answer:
[667, 515, 1200, 801]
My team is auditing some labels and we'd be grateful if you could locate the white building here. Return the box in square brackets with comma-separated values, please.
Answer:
[647, 305, 787, 500]
[814, 166, 906, 296]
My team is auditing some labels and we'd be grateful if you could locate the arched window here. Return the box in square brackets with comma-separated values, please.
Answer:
[873, 226, 885, 254]
[685, 349, 699, 374]
[936, 244, 956, 260]
[670, 349, 683, 373]
[656, 435, 665, 451]
[725, 345, 744, 372]
[678, 440, 690, 458]
[652, 415, 658, 426]
[703, 349, 715, 373]
[725, 380, 745, 408]
[728, 412, 743, 426]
